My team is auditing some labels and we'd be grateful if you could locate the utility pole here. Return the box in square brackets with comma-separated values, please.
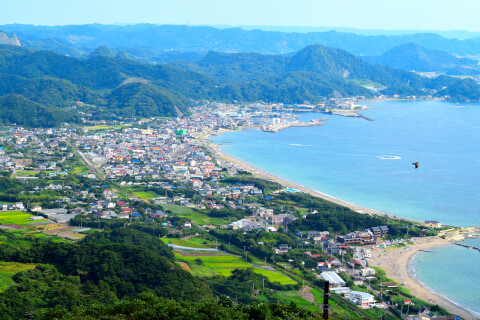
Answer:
[265, 257, 267, 266]
[323, 281, 330, 320]
[263, 278, 265, 290]
[228, 242, 231, 251]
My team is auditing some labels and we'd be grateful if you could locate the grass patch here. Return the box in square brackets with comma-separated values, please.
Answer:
[0, 229, 66, 249]
[0, 261, 37, 292]
[163, 204, 232, 225]
[175, 252, 296, 284]
[132, 190, 160, 200]
[271, 290, 318, 312]
[83, 124, 132, 131]
[161, 238, 207, 248]
[0, 211, 37, 225]
[15, 170, 38, 177]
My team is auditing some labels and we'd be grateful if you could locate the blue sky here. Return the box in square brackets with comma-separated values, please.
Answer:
[1, 0, 479, 31]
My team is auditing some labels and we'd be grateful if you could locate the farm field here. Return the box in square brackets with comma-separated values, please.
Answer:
[161, 238, 207, 248]
[175, 251, 296, 285]
[0, 229, 64, 249]
[0, 261, 37, 292]
[14, 170, 39, 177]
[258, 290, 318, 312]
[162, 204, 233, 225]
[0, 211, 38, 225]
[132, 190, 160, 200]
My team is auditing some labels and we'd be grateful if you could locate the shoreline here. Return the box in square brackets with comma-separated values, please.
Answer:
[368, 237, 478, 320]
[204, 129, 415, 222]
[408, 250, 480, 320]
[201, 128, 479, 320]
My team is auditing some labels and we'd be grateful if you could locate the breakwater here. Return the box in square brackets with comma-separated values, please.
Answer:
[261, 118, 328, 132]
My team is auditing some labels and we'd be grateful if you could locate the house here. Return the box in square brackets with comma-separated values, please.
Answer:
[424, 221, 442, 228]
[320, 271, 346, 287]
[360, 267, 376, 277]
[379, 282, 398, 289]
[328, 257, 342, 268]
[14, 202, 25, 210]
[348, 291, 376, 308]
[275, 244, 289, 253]
[271, 214, 296, 225]
[348, 259, 363, 269]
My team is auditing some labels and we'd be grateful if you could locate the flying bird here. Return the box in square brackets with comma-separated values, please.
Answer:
[412, 162, 419, 169]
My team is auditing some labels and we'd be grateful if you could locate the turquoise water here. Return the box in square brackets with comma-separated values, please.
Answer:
[211, 100, 480, 315]
[412, 238, 480, 317]
[211, 100, 480, 227]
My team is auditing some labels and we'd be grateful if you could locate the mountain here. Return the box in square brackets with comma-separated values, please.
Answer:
[175, 44, 427, 93]
[0, 94, 77, 127]
[6, 23, 480, 58]
[363, 43, 479, 73]
[0, 42, 479, 127]
[0, 31, 20, 46]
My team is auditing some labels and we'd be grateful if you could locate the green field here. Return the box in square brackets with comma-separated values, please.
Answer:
[15, 170, 39, 177]
[0, 261, 37, 292]
[175, 252, 296, 285]
[132, 190, 160, 200]
[161, 238, 207, 248]
[0, 211, 38, 225]
[83, 124, 132, 131]
[268, 290, 318, 312]
[162, 204, 233, 225]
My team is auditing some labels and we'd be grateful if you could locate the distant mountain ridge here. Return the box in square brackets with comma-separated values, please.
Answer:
[0, 42, 479, 126]
[363, 43, 479, 72]
[5, 23, 480, 58]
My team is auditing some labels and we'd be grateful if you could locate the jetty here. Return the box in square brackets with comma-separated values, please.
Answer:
[261, 118, 328, 133]
[452, 242, 480, 252]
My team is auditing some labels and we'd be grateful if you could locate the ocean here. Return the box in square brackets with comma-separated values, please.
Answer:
[210, 100, 480, 315]
[411, 238, 480, 317]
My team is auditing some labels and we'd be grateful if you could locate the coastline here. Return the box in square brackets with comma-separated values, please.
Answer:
[204, 129, 410, 221]
[368, 237, 478, 320]
[201, 129, 479, 320]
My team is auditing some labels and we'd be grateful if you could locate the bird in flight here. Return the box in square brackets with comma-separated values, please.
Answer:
[412, 162, 419, 169]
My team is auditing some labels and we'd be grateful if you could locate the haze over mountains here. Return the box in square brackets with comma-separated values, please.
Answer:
[5, 24, 480, 58]
[1, 24, 480, 127]
[363, 43, 479, 73]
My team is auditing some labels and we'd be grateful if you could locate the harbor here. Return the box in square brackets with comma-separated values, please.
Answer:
[261, 118, 328, 132]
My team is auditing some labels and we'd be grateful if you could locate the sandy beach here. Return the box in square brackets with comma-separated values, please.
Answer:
[201, 129, 479, 320]
[205, 131, 398, 219]
[367, 237, 478, 320]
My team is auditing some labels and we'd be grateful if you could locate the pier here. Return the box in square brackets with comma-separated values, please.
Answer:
[261, 118, 328, 133]
[452, 242, 480, 252]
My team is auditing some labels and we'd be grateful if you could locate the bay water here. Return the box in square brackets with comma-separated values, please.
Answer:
[211, 100, 480, 314]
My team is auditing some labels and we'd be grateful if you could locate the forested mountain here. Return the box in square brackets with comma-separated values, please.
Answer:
[0, 94, 77, 127]
[0, 228, 214, 319]
[0, 41, 480, 127]
[6, 23, 480, 58]
[363, 43, 479, 73]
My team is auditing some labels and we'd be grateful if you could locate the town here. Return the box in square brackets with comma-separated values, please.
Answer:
[0, 101, 462, 320]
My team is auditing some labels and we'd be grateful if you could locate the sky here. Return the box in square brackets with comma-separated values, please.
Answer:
[2, 0, 480, 31]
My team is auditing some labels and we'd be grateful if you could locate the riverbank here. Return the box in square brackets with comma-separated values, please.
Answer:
[367, 236, 478, 320]
[202, 129, 479, 319]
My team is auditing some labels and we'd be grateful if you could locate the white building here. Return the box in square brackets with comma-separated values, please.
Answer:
[321, 271, 346, 287]
[348, 291, 376, 308]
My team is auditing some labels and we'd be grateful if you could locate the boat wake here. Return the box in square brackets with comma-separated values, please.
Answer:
[377, 155, 401, 160]
[289, 143, 313, 147]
